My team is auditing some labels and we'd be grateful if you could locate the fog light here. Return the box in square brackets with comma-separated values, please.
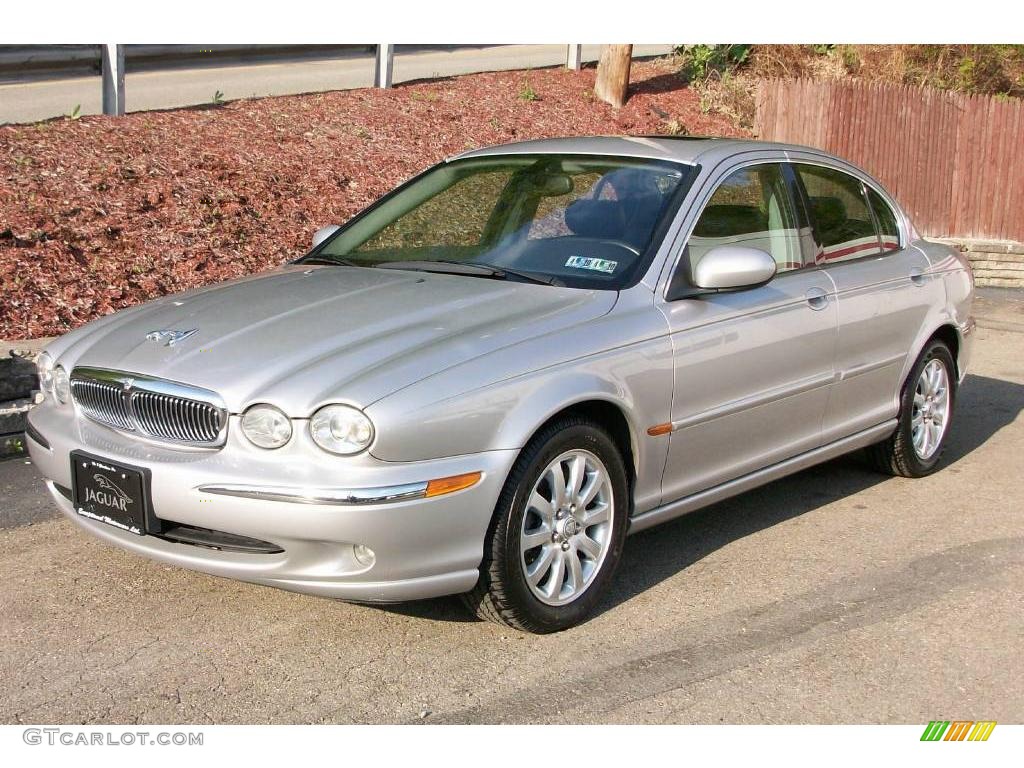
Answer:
[353, 544, 375, 567]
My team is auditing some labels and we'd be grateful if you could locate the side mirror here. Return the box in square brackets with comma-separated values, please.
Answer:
[692, 245, 777, 291]
[312, 225, 340, 249]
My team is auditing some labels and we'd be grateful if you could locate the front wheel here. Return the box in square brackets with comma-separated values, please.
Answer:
[868, 339, 957, 477]
[462, 417, 629, 633]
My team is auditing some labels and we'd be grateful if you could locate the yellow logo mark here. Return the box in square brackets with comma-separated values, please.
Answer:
[967, 721, 997, 741]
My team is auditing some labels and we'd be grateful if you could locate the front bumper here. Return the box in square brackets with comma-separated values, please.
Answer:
[26, 402, 517, 602]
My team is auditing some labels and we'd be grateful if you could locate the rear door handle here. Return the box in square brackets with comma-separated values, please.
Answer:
[910, 268, 927, 286]
[805, 287, 829, 311]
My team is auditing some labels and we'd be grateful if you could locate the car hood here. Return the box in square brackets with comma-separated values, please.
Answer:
[58, 265, 618, 414]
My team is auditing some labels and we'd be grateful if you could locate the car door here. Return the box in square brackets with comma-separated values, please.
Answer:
[657, 159, 839, 503]
[789, 159, 935, 442]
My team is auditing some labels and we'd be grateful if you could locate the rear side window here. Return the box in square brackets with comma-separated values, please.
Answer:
[866, 187, 901, 252]
[688, 164, 805, 273]
[795, 164, 883, 264]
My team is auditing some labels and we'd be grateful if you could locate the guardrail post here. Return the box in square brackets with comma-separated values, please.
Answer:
[375, 44, 394, 88]
[101, 44, 125, 115]
[566, 44, 583, 71]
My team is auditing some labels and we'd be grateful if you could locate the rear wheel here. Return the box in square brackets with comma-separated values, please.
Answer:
[462, 416, 628, 633]
[868, 339, 957, 477]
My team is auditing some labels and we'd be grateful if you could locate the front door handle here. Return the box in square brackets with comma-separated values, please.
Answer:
[805, 287, 829, 311]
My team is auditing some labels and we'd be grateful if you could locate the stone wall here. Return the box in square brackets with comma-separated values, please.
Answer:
[0, 345, 42, 458]
[933, 238, 1024, 288]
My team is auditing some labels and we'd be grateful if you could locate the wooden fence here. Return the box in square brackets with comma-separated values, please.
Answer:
[754, 79, 1024, 243]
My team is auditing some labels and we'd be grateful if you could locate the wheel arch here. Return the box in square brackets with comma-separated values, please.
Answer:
[900, 319, 964, 395]
[521, 398, 638, 510]
[928, 323, 961, 379]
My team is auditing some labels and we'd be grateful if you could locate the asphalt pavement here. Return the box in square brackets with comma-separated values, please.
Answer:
[0, 290, 1021, 724]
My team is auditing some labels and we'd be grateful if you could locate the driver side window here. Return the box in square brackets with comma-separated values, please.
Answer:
[687, 163, 807, 275]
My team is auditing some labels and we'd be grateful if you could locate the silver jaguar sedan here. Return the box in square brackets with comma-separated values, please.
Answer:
[27, 136, 974, 633]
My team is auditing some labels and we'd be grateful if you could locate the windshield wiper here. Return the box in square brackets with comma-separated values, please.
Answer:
[298, 256, 364, 267]
[475, 262, 565, 287]
[377, 259, 563, 287]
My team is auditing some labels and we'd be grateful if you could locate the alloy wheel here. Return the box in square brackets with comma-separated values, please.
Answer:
[911, 358, 950, 460]
[519, 449, 613, 606]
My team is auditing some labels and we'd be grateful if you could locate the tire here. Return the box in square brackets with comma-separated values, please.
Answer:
[868, 339, 957, 478]
[462, 416, 629, 633]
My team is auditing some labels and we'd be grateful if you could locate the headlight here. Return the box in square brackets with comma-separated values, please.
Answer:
[53, 365, 70, 404]
[37, 352, 54, 398]
[241, 404, 293, 449]
[310, 404, 374, 455]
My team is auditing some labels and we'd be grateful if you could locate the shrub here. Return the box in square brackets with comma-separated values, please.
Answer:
[674, 44, 752, 84]
[747, 44, 1024, 97]
[695, 70, 757, 129]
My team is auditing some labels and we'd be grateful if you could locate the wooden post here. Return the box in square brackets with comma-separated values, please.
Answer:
[566, 44, 582, 71]
[101, 44, 125, 116]
[375, 44, 394, 88]
[594, 44, 633, 108]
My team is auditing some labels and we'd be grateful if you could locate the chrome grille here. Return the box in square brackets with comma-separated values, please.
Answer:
[70, 368, 227, 447]
[70, 378, 135, 431]
[132, 391, 221, 443]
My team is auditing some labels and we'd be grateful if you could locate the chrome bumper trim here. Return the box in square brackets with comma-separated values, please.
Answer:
[197, 481, 429, 506]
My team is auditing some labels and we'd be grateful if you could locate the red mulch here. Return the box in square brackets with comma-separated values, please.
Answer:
[0, 59, 745, 340]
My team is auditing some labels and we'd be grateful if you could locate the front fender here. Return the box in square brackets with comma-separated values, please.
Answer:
[366, 332, 674, 514]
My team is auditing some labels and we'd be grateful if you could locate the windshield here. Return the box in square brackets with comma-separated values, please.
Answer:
[302, 154, 694, 289]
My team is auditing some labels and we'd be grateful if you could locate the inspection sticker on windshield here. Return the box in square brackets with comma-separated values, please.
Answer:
[565, 256, 618, 274]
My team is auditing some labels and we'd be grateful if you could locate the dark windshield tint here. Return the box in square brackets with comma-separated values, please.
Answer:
[303, 154, 693, 289]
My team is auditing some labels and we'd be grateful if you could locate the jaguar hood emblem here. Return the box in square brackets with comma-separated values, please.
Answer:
[146, 328, 198, 347]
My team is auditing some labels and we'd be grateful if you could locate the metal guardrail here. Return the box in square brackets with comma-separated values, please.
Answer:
[0, 44, 377, 80]
[0, 44, 590, 116]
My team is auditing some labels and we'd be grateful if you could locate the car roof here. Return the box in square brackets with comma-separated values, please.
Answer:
[450, 135, 833, 167]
